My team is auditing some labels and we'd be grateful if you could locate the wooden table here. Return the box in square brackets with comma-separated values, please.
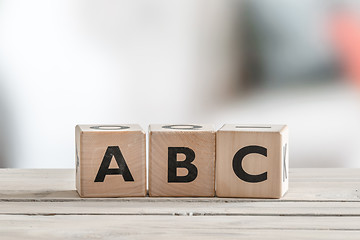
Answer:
[0, 168, 359, 239]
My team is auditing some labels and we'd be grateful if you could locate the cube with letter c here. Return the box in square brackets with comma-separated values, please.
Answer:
[216, 124, 289, 198]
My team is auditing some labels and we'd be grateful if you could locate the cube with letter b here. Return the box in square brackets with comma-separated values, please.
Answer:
[216, 124, 289, 198]
[75, 124, 146, 197]
[149, 124, 215, 197]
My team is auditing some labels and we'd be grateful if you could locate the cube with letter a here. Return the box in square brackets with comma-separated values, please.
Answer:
[75, 124, 146, 197]
[216, 124, 289, 198]
[149, 124, 215, 197]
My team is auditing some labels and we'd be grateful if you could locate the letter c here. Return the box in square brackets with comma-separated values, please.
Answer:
[232, 145, 267, 183]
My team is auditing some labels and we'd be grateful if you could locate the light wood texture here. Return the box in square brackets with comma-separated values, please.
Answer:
[216, 124, 289, 198]
[149, 124, 215, 196]
[0, 168, 359, 239]
[75, 124, 146, 197]
[1, 215, 360, 240]
[0, 168, 359, 201]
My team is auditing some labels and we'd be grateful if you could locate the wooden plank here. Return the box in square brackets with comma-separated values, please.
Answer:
[0, 201, 359, 216]
[289, 168, 360, 179]
[1, 169, 359, 201]
[0, 169, 359, 239]
[0, 215, 359, 240]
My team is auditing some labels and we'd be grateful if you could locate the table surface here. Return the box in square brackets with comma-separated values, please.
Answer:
[0, 168, 359, 239]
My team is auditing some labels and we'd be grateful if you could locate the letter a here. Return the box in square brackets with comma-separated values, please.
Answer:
[94, 146, 134, 182]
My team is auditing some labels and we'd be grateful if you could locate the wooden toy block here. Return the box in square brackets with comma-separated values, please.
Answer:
[149, 124, 215, 197]
[75, 124, 146, 197]
[216, 124, 289, 198]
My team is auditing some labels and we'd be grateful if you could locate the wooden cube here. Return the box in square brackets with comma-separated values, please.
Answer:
[149, 124, 215, 197]
[75, 124, 146, 197]
[216, 124, 289, 198]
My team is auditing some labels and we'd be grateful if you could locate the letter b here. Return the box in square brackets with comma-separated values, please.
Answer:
[149, 124, 216, 197]
[168, 147, 198, 183]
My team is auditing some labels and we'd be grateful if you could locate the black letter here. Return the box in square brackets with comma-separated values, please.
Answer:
[94, 146, 134, 182]
[232, 145, 267, 183]
[168, 147, 198, 182]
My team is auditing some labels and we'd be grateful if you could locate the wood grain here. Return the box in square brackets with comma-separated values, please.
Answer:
[76, 124, 146, 197]
[0, 168, 359, 239]
[0, 201, 360, 216]
[0, 169, 359, 201]
[148, 124, 215, 197]
[0, 215, 359, 240]
[216, 124, 289, 198]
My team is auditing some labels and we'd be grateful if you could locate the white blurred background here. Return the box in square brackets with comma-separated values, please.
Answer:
[0, 0, 360, 168]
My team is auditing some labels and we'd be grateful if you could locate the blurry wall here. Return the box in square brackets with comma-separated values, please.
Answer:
[0, 0, 238, 168]
[0, 0, 360, 168]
